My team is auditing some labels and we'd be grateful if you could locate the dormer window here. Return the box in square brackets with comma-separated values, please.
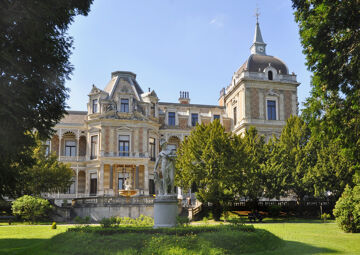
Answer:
[92, 99, 98, 113]
[268, 71, 273, 80]
[120, 99, 129, 112]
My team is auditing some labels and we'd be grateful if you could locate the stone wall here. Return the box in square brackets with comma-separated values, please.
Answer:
[284, 90, 293, 119]
[72, 204, 154, 221]
[223, 119, 231, 132]
[178, 117, 188, 129]
[250, 88, 259, 119]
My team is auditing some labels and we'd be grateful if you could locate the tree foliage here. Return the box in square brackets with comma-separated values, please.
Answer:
[241, 127, 266, 202]
[176, 120, 238, 220]
[292, 0, 360, 182]
[273, 116, 314, 202]
[333, 185, 360, 233]
[12, 195, 52, 223]
[17, 136, 74, 196]
[0, 0, 93, 198]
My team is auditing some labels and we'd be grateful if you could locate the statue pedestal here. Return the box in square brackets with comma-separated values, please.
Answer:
[153, 195, 178, 228]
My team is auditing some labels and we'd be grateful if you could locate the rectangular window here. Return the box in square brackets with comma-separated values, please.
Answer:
[149, 179, 155, 195]
[67, 177, 76, 194]
[267, 100, 276, 120]
[45, 140, 50, 156]
[90, 135, 98, 159]
[120, 99, 129, 112]
[233, 107, 237, 125]
[119, 135, 130, 156]
[213, 115, 220, 120]
[191, 113, 198, 127]
[168, 112, 175, 126]
[151, 103, 156, 117]
[65, 140, 76, 156]
[118, 175, 124, 190]
[149, 138, 156, 161]
[92, 99, 98, 113]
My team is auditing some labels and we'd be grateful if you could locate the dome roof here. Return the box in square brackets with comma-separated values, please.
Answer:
[237, 54, 288, 75]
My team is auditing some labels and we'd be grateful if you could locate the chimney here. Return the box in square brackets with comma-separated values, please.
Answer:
[218, 87, 225, 106]
[178, 91, 190, 104]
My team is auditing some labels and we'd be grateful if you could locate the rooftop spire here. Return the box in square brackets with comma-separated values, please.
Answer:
[250, 8, 267, 55]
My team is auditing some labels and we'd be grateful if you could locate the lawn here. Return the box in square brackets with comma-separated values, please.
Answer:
[0, 222, 359, 254]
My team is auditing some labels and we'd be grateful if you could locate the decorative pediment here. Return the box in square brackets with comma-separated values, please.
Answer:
[88, 127, 100, 133]
[117, 127, 132, 132]
[231, 98, 237, 105]
[89, 84, 102, 95]
[267, 89, 280, 97]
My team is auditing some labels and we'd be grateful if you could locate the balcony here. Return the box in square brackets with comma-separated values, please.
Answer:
[60, 156, 86, 162]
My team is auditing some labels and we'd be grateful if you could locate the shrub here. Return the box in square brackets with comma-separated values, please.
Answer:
[176, 216, 190, 227]
[135, 214, 154, 226]
[321, 213, 331, 223]
[100, 215, 153, 228]
[51, 222, 57, 229]
[12, 195, 51, 223]
[100, 218, 112, 228]
[228, 217, 246, 226]
[203, 217, 209, 225]
[268, 205, 282, 217]
[333, 185, 360, 233]
[74, 216, 91, 225]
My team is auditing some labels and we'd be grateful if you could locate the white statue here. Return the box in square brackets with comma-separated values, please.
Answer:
[124, 175, 132, 191]
[154, 140, 176, 196]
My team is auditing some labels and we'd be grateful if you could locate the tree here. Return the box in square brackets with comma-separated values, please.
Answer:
[307, 138, 354, 201]
[0, 0, 93, 198]
[292, 0, 360, 183]
[176, 120, 238, 220]
[241, 127, 266, 204]
[333, 185, 360, 233]
[262, 136, 289, 200]
[276, 116, 315, 203]
[17, 136, 74, 196]
[12, 195, 52, 223]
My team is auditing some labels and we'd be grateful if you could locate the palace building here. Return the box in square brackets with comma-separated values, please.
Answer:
[46, 20, 299, 201]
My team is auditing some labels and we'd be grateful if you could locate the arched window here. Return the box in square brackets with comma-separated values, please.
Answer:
[268, 71, 273, 80]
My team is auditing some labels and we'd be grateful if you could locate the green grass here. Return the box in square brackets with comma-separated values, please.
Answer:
[0, 222, 359, 254]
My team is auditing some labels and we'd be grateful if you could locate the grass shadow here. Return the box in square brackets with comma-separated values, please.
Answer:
[0, 238, 47, 255]
[0, 228, 341, 255]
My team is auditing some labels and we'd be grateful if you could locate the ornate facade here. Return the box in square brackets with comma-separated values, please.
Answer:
[47, 21, 299, 200]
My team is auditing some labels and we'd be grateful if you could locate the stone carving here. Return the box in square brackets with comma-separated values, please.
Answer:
[154, 140, 176, 196]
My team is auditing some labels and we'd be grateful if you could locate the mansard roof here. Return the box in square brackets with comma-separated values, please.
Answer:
[104, 71, 144, 99]
[236, 54, 289, 75]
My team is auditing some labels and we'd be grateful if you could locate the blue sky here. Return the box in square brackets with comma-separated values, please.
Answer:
[66, 0, 312, 111]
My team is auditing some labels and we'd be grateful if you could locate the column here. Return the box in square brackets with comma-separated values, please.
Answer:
[259, 89, 264, 119]
[76, 169, 79, 198]
[144, 164, 149, 195]
[99, 164, 104, 196]
[279, 93, 284, 121]
[135, 165, 139, 189]
[58, 129, 62, 160]
[76, 137, 80, 161]
[85, 171, 89, 195]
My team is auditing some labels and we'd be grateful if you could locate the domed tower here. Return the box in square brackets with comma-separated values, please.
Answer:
[220, 17, 299, 138]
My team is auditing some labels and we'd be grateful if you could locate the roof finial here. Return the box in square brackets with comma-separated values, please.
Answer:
[255, 6, 260, 23]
